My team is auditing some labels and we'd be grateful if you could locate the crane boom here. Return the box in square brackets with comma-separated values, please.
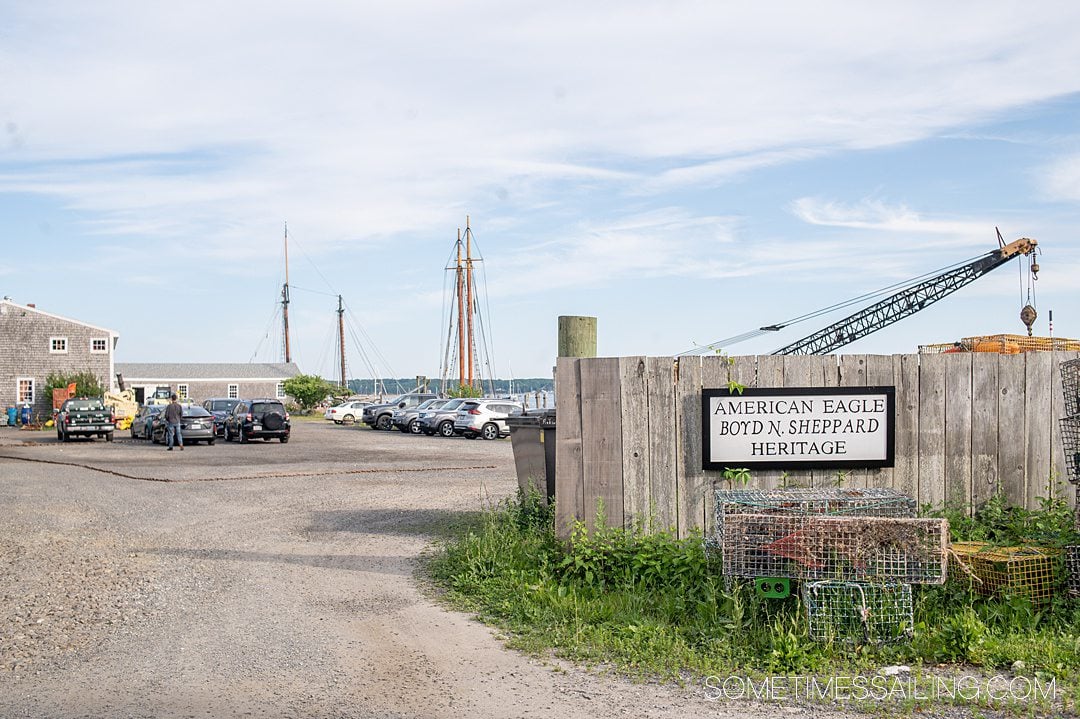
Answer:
[771, 237, 1037, 355]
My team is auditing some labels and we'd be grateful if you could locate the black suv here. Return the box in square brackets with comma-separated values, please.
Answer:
[224, 399, 291, 443]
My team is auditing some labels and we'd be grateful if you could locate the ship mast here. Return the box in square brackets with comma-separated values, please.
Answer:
[456, 230, 466, 387]
[465, 216, 475, 390]
[337, 294, 346, 389]
[282, 222, 292, 364]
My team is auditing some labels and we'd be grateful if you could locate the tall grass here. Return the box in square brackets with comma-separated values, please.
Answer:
[426, 490, 1080, 691]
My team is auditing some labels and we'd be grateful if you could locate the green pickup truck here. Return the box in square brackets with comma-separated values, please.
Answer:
[56, 398, 115, 442]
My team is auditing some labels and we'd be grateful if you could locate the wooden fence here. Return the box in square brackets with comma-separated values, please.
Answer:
[554, 352, 1080, 539]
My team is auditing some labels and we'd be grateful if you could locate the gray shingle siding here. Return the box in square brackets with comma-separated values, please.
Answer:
[0, 301, 117, 423]
[115, 363, 301, 404]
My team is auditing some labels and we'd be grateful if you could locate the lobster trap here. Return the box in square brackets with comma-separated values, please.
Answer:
[950, 541, 1060, 604]
[1062, 358, 1080, 417]
[721, 514, 948, 584]
[1066, 545, 1080, 598]
[803, 581, 913, 644]
[1060, 415, 1080, 485]
[713, 488, 916, 547]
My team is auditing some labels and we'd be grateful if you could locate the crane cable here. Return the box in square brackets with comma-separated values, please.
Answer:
[678, 250, 994, 356]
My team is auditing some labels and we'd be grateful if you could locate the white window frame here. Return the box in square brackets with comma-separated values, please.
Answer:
[17, 377, 34, 405]
[90, 338, 108, 354]
[228, 383, 239, 399]
[177, 384, 189, 400]
[49, 337, 68, 354]
[276, 381, 286, 399]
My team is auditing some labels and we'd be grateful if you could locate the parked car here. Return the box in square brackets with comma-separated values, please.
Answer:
[391, 398, 448, 433]
[224, 398, 291, 443]
[202, 398, 240, 437]
[56, 397, 115, 442]
[362, 392, 437, 430]
[325, 400, 370, 424]
[453, 399, 524, 439]
[416, 398, 469, 437]
[151, 405, 216, 445]
[129, 404, 164, 440]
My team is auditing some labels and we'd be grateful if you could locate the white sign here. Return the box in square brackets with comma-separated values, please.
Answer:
[702, 387, 895, 470]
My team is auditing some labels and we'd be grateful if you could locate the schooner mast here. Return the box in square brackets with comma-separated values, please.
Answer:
[443, 216, 486, 393]
[281, 222, 292, 364]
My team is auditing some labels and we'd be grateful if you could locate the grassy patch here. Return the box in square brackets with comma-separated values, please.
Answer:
[425, 491, 1080, 713]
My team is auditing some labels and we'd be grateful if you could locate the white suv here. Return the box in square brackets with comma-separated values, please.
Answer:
[453, 399, 523, 439]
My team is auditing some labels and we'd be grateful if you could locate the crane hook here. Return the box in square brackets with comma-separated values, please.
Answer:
[1020, 304, 1037, 337]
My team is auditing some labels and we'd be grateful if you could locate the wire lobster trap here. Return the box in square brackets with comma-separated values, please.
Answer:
[950, 541, 1060, 605]
[1061, 415, 1080, 485]
[803, 581, 913, 644]
[712, 488, 917, 545]
[1065, 545, 1080, 598]
[1062, 358, 1080, 417]
[721, 514, 948, 584]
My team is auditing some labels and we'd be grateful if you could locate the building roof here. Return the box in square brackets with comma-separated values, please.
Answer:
[0, 298, 119, 338]
[115, 362, 301, 381]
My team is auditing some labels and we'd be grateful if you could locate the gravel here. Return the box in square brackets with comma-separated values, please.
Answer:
[0, 422, 1039, 718]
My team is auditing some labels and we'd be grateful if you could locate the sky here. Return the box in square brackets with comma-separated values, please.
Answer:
[3, 2, 1080, 380]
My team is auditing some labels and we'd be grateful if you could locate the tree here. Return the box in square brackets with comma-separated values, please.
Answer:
[282, 374, 336, 411]
[44, 370, 105, 402]
[446, 383, 483, 399]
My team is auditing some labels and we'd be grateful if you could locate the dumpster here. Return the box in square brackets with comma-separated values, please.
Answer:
[6, 407, 16, 426]
[506, 409, 556, 503]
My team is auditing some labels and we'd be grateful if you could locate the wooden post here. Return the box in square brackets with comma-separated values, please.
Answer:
[558, 316, 597, 358]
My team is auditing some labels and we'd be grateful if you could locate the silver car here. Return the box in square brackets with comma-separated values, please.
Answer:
[391, 398, 448, 433]
[417, 398, 468, 437]
[453, 399, 524, 440]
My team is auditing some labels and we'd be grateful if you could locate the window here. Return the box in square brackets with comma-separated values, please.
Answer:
[276, 381, 286, 398]
[177, 384, 189, 400]
[91, 338, 108, 353]
[228, 384, 238, 399]
[17, 378, 34, 404]
[49, 337, 68, 353]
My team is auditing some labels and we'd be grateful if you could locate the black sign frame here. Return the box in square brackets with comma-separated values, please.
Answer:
[701, 386, 896, 471]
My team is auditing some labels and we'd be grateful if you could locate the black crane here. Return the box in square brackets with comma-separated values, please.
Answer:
[770, 235, 1038, 355]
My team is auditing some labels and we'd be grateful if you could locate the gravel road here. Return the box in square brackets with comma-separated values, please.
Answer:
[0, 421, 859, 718]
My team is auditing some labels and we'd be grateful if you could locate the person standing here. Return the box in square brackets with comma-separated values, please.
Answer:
[163, 393, 184, 451]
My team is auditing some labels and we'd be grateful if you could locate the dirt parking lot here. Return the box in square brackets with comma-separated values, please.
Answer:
[0, 421, 849, 719]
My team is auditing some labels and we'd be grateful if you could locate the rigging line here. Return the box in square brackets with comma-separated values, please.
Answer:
[287, 229, 342, 296]
[250, 302, 283, 362]
[473, 236, 498, 379]
[290, 284, 339, 298]
[340, 300, 399, 377]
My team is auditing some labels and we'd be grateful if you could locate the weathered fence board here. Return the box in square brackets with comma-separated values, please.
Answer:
[865, 355, 896, 491]
[1025, 352, 1053, 507]
[676, 356, 705, 537]
[619, 356, 650, 529]
[998, 354, 1027, 506]
[556, 351, 1080, 539]
[918, 353, 947, 510]
[945, 352, 973, 509]
[971, 352, 999, 509]
[646, 356, 678, 532]
[838, 354, 868, 489]
[892, 353, 920, 501]
[580, 358, 624, 530]
[554, 357, 584, 534]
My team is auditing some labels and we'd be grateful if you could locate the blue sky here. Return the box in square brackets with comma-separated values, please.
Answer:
[3, 2, 1080, 379]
